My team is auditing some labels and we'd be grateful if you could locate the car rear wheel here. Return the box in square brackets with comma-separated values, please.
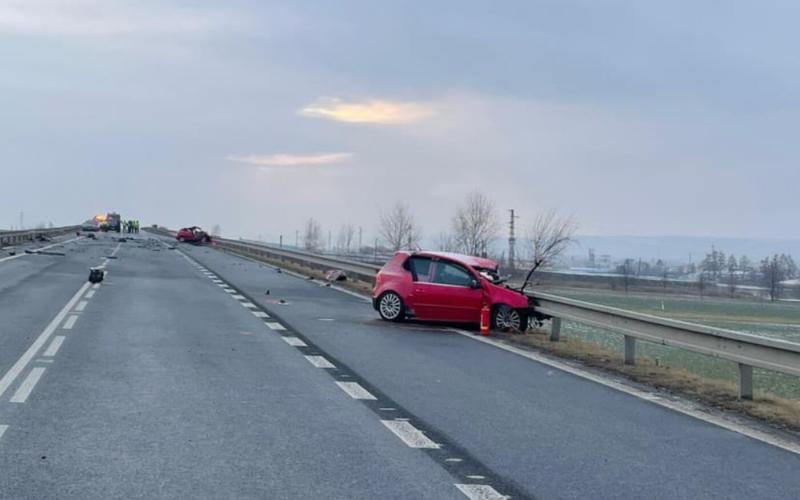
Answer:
[178, 237, 185, 242]
[377, 292, 404, 322]
[492, 305, 528, 332]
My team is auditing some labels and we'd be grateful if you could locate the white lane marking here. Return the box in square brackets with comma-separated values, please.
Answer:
[0, 282, 89, 399]
[109, 242, 122, 257]
[455, 484, 509, 500]
[74, 300, 88, 312]
[0, 425, 7, 441]
[242, 302, 257, 309]
[266, 322, 286, 331]
[10, 367, 46, 403]
[0, 236, 83, 264]
[381, 420, 440, 449]
[231, 294, 245, 300]
[446, 458, 463, 462]
[452, 329, 800, 457]
[252, 311, 269, 318]
[335, 381, 377, 400]
[85, 290, 95, 299]
[92, 283, 100, 290]
[36, 359, 54, 363]
[62, 315, 78, 330]
[224, 289, 235, 294]
[466, 475, 485, 480]
[43, 336, 65, 357]
[305, 355, 335, 369]
[282, 336, 307, 347]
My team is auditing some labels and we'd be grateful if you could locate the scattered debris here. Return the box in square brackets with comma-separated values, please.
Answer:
[265, 290, 270, 295]
[324, 269, 348, 282]
[88, 268, 104, 283]
[86, 233, 96, 240]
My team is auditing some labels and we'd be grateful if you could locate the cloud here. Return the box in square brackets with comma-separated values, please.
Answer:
[299, 98, 434, 124]
[226, 153, 353, 167]
[0, 0, 240, 36]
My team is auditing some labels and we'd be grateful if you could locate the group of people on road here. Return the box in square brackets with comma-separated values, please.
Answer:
[124, 220, 140, 234]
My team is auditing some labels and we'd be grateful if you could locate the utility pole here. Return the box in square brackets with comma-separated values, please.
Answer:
[508, 209, 519, 272]
[328, 230, 332, 252]
[19, 211, 24, 230]
[295, 230, 299, 248]
[279, 234, 283, 248]
[358, 226, 363, 254]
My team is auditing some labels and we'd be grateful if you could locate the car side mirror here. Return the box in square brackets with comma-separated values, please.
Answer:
[469, 279, 482, 289]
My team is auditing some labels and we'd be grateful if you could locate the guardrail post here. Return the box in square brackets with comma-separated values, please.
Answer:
[624, 335, 636, 365]
[738, 363, 753, 400]
[549, 317, 561, 341]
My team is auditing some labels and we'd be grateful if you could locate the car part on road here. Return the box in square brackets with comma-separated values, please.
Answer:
[88, 268, 104, 283]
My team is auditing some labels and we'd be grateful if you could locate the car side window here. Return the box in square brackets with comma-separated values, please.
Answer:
[432, 261, 474, 287]
[407, 256, 434, 282]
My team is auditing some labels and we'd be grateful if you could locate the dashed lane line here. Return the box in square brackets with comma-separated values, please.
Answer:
[252, 311, 269, 318]
[74, 300, 88, 312]
[0, 282, 90, 399]
[85, 290, 95, 299]
[455, 484, 510, 500]
[62, 315, 78, 330]
[43, 336, 65, 357]
[304, 355, 335, 369]
[335, 381, 377, 400]
[266, 322, 287, 331]
[10, 367, 46, 403]
[381, 420, 441, 449]
[282, 336, 307, 347]
[0, 425, 7, 441]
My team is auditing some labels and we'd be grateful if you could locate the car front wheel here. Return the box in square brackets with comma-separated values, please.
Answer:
[377, 292, 404, 322]
[492, 305, 528, 332]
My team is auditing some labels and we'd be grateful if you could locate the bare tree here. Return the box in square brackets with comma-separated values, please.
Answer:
[303, 217, 323, 252]
[336, 224, 356, 254]
[437, 232, 457, 252]
[379, 202, 420, 251]
[451, 192, 499, 256]
[520, 211, 577, 291]
[726, 254, 738, 297]
[617, 258, 635, 293]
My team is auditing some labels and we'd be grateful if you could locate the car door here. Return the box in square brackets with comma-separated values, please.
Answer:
[404, 256, 439, 320]
[412, 258, 483, 322]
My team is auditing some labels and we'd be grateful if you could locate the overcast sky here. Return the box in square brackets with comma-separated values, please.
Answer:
[1, 1, 798, 243]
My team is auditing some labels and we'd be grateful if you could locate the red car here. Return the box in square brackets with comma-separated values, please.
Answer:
[372, 251, 530, 330]
[176, 226, 212, 243]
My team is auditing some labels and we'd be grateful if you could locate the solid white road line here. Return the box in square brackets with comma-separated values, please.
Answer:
[92, 283, 100, 290]
[0, 425, 7, 441]
[0, 236, 83, 264]
[304, 355, 335, 369]
[74, 300, 88, 312]
[85, 290, 95, 299]
[452, 329, 800, 456]
[10, 367, 46, 403]
[0, 282, 89, 399]
[266, 322, 287, 331]
[282, 336, 307, 347]
[335, 381, 377, 400]
[252, 311, 269, 318]
[43, 336, 65, 357]
[381, 420, 440, 449]
[455, 484, 509, 500]
[62, 315, 78, 330]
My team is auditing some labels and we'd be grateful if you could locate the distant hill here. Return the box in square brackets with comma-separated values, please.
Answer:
[567, 235, 800, 263]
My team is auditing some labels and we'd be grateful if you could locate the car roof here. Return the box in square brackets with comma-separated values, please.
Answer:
[401, 250, 498, 269]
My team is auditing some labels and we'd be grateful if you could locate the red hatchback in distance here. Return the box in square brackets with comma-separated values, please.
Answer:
[373, 251, 530, 330]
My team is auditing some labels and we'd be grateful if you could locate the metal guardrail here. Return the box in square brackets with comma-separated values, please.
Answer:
[148, 226, 800, 399]
[0, 225, 81, 247]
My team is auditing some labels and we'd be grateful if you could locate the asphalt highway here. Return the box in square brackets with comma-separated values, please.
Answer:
[0, 233, 798, 499]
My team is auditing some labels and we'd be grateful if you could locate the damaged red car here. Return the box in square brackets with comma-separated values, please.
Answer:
[372, 251, 530, 330]
[175, 226, 212, 244]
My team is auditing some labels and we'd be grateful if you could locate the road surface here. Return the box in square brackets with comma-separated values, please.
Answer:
[0, 233, 797, 499]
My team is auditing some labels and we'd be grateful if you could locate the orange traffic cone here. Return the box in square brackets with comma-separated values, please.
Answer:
[480, 304, 491, 336]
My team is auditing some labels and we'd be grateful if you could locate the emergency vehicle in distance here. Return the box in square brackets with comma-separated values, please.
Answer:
[176, 226, 212, 244]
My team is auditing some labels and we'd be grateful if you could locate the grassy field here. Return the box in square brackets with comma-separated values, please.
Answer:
[541, 288, 800, 400]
